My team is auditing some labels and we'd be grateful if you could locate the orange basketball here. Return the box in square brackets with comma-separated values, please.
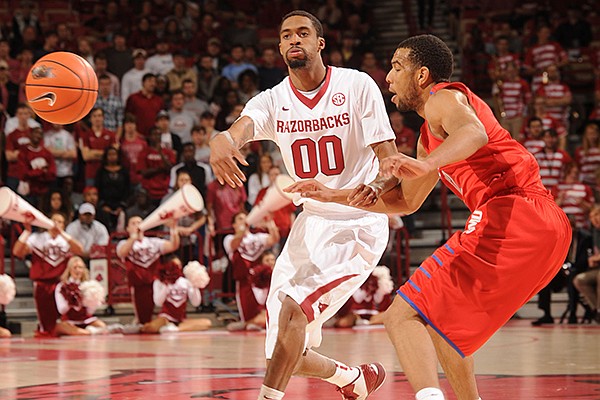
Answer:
[25, 52, 98, 125]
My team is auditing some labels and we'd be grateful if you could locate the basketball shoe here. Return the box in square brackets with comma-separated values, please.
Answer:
[337, 363, 386, 400]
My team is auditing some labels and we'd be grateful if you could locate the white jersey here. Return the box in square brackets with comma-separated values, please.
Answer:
[241, 66, 395, 215]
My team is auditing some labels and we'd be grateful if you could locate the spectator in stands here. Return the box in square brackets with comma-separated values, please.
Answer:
[125, 73, 165, 136]
[536, 64, 572, 132]
[199, 111, 219, 139]
[78, 107, 117, 186]
[94, 53, 120, 98]
[42, 188, 73, 224]
[63, 177, 81, 213]
[574, 205, 600, 324]
[116, 215, 180, 325]
[522, 117, 545, 155]
[95, 147, 130, 232]
[169, 143, 212, 199]
[339, 31, 362, 70]
[168, 90, 198, 144]
[224, 213, 279, 331]
[523, 25, 568, 92]
[316, 0, 343, 29]
[165, 51, 197, 92]
[554, 8, 593, 52]
[76, 37, 95, 69]
[189, 12, 220, 54]
[390, 110, 416, 157]
[33, 30, 58, 62]
[360, 51, 387, 93]
[215, 89, 242, 131]
[575, 123, 600, 186]
[66, 202, 110, 258]
[13, 212, 84, 337]
[206, 176, 247, 256]
[54, 256, 108, 336]
[10, 1, 42, 52]
[140, 256, 212, 333]
[182, 78, 209, 119]
[492, 61, 531, 139]
[170, 1, 195, 41]
[4, 104, 34, 191]
[120, 113, 147, 187]
[138, 126, 176, 208]
[43, 123, 76, 187]
[146, 39, 174, 76]
[155, 109, 183, 158]
[0, 39, 19, 80]
[128, 17, 158, 51]
[126, 187, 154, 220]
[254, 165, 297, 247]
[247, 154, 273, 207]
[13, 47, 34, 87]
[222, 12, 258, 50]
[532, 96, 568, 150]
[121, 49, 149, 105]
[95, 74, 124, 138]
[487, 36, 521, 82]
[204, 37, 228, 73]
[326, 47, 345, 67]
[196, 54, 220, 102]
[237, 69, 260, 105]
[257, 47, 286, 91]
[56, 23, 75, 52]
[244, 45, 259, 67]
[163, 171, 207, 265]
[104, 32, 133, 81]
[221, 45, 258, 88]
[160, 18, 185, 51]
[17, 126, 56, 206]
[553, 163, 594, 229]
[536, 128, 572, 189]
[191, 125, 211, 164]
[0, 59, 19, 116]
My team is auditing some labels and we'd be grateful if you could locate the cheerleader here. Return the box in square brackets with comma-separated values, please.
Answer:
[0, 273, 16, 337]
[141, 257, 212, 333]
[54, 256, 107, 336]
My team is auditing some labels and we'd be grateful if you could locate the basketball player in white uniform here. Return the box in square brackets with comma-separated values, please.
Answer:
[210, 11, 398, 400]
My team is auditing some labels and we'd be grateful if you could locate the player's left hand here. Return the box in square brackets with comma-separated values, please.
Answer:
[380, 154, 435, 180]
[209, 133, 248, 188]
[284, 179, 339, 203]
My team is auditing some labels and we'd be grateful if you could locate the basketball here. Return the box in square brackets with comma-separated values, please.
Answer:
[25, 52, 98, 125]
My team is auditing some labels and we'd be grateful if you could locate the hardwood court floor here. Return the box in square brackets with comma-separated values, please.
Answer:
[0, 321, 598, 399]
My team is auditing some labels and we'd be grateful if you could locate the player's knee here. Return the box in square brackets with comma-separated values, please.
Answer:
[383, 296, 420, 331]
[279, 297, 308, 335]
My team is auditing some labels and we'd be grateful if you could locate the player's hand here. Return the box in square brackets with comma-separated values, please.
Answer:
[347, 183, 381, 207]
[380, 154, 435, 180]
[209, 133, 248, 188]
[284, 179, 339, 203]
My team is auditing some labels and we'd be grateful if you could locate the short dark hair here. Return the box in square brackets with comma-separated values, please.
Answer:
[142, 73, 156, 82]
[281, 10, 323, 38]
[528, 117, 542, 127]
[543, 128, 558, 137]
[397, 34, 453, 83]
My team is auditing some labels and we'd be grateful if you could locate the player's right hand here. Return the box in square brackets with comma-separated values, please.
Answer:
[284, 179, 340, 203]
[209, 133, 248, 188]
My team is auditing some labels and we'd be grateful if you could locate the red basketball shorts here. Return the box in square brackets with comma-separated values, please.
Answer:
[398, 192, 571, 357]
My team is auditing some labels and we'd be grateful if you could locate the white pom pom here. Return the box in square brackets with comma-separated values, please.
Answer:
[372, 265, 394, 299]
[211, 256, 229, 273]
[183, 261, 211, 289]
[0, 274, 16, 305]
[80, 280, 106, 309]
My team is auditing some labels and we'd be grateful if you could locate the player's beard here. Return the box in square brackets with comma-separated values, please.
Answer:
[395, 79, 421, 112]
[286, 47, 309, 69]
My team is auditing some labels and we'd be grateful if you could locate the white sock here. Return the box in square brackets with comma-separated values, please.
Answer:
[257, 384, 284, 400]
[416, 387, 445, 399]
[323, 361, 360, 387]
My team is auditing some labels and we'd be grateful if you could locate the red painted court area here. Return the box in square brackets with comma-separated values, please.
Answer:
[0, 322, 598, 399]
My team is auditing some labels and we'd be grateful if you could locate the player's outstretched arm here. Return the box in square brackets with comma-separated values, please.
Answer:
[209, 116, 254, 188]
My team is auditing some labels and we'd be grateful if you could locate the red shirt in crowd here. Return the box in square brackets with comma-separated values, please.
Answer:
[5, 128, 31, 178]
[17, 144, 56, 196]
[125, 92, 165, 136]
[137, 146, 176, 199]
[121, 136, 148, 185]
[79, 128, 117, 180]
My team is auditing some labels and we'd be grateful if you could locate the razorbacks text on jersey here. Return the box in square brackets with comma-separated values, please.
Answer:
[242, 66, 395, 215]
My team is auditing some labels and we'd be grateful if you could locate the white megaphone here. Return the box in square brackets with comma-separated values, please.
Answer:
[246, 174, 296, 226]
[139, 183, 204, 232]
[0, 186, 55, 229]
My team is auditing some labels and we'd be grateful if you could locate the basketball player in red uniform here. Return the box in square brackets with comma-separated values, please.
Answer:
[12, 212, 84, 337]
[288, 35, 572, 400]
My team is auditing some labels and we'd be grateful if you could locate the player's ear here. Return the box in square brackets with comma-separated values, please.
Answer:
[318, 37, 325, 51]
[418, 66, 432, 88]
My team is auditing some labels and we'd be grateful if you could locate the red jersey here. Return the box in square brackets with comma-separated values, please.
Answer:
[535, 83, 571, 124]
[137, 146, 176, 199]
[5, 128, 31, 177]
[551, 182, 594, 229]
[17, 145, 57, 195]
[117, 237, 167, 286]
[421, 82, 547, 211]
[79, 128, 117, 180]
[27, 232, 71, 282]
[120, 136, 148, 185]
[494, 79, 531, 119]
[125, 92, 165, 136]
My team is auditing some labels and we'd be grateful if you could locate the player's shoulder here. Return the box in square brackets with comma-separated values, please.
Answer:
[330, 66, 370, 83]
